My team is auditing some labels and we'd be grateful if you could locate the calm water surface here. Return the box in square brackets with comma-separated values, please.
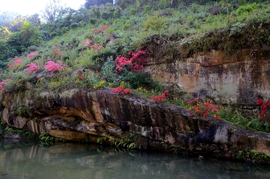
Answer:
[0, 142, 270, 179]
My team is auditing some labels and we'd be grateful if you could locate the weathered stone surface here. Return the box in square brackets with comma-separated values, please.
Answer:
[145, 49, 270, 105]
[1, 88, 270, 163]
[49, 130, 87, 141]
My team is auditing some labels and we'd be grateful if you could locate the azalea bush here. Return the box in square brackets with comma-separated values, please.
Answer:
[256, 98, 270, 124]
[93, 25, 109, 33]
[44, 60, 65, 73]
[111, 86, 131, 94]
[27, 51, 38, 59]
[8, 57, 23, 69]
[115, 50, 148, 72]
[24, 63, 40, 73]
[187, 98, 221, 119]
[152, 90, 169, 103]
[0, 79, 10, 92]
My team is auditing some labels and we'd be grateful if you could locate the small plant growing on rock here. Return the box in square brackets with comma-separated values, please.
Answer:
[151, 90, 169, 103]
[111, 86, 131, 94]
[256, 98, 270, 124]
[0, 79, 10, 92]
[187, 98, 221, 119]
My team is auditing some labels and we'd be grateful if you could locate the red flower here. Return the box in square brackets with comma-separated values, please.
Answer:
[164, 90, 169, 95]
[256, 98, 263, 105]
[203, 113, 209, 118]
[79, 75, 83, 80]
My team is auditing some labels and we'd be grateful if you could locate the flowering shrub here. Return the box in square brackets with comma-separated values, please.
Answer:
[115, 50, 148, 72]
[93, 25, 109, 33]
[151, 90, 169, 103]
[187, 98, 221, 119]
[8, 57, 23, 69]
[111, 86, 131, 94]
[24, 63, 40, 73]
[27, 51, 38, 59]
[256, 98, 270, 123]
[93, 80, 106, 89]
[83, 41, 102, 50]
[90, 44, 102, 51]
[83, 41, 91, 46]
[44, 60, 65, 72]
[0, 79, 10, 92]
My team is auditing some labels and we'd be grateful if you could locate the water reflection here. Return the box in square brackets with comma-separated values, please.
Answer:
[0, 142, 269, 179]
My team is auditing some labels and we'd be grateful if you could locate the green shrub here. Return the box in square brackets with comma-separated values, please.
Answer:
[3, 71, 31, 92]
[236, 3, 256, 15]
[70, 23, 79, 29]
[89, 18, 97, 25]
[143, 5, 151, 14]
[121, 71, 157, 89]
[144, 12, 167, 31]
[101, 57, 117, 83]
[129, 8, 137, 15]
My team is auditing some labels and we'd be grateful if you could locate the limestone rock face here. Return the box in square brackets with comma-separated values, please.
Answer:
[144, 49, 270, 105]
[1, 88, 270, 162]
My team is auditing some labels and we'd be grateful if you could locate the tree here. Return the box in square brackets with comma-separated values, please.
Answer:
[7, 21, 41, 54]
[0, 40, 17, 65]
[42, 0, 66, 23]
[84, 0, 113, 9]
[26, 14, 41, 28]
[0, 26, 10, 41]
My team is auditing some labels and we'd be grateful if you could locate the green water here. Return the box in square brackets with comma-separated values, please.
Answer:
[0, 142, 269, 179]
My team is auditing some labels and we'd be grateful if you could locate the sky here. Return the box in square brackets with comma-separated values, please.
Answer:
[0, 0, 86, 16]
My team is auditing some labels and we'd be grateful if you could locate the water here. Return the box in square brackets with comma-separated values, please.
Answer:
[0, 142, 270, 179]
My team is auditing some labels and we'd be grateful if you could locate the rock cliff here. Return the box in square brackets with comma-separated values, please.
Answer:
[1, 88, 270, 163]
[145, 49, 270, 106]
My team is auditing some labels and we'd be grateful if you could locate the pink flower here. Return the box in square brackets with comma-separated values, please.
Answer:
[0, 79, 10, 92]
[8, 57, 22, 69]
[83, 41, 91, 46]
[25, 63, 40, 73]
[114, 50, 148, 73]
[27, 51, 38, 58]
[44, 60, 65, 72]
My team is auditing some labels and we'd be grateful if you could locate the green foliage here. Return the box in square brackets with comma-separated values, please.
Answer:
[4, 125, 37, 138]
[70, 23, 79, 29]
[121, 71, 158, 89]
[39, 132, 65, 146]
[235, 150, 270, 163]
[159, 0, 170, 9]
[143, 5, 151, 14]
[101, 57, 117, 82]
[7, 21, 41, 54]
[3, 71, 31, 92]
[236, 4, 255, 15]
[144, 12, 167, 31]
[129, 8, 137, 15]
[0, 40, 17, 64]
